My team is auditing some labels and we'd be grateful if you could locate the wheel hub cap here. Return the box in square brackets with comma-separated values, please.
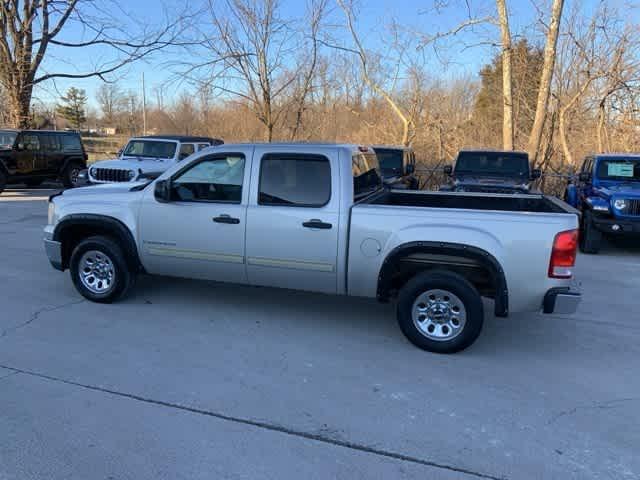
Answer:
[412, 289, 467, 341]
[79, 250, 115, 294]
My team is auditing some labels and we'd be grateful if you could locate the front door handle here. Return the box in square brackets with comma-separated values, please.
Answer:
[213, 214, 240, 224]
[302, 219, 332, 229]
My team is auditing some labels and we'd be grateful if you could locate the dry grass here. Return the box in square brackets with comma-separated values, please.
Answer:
[82, 135, 128, 164]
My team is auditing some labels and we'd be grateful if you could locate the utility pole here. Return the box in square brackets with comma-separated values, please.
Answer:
[142, 72, 147, 135]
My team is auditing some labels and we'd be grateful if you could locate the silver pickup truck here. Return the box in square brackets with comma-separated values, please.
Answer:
[44, 143, 581, 353]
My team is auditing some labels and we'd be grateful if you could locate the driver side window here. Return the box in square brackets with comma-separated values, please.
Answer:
[172, 154, 245, 203]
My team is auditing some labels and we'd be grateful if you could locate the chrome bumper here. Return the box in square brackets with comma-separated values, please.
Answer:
[44, 235, 63, 271]
[543, 287, 581, 315]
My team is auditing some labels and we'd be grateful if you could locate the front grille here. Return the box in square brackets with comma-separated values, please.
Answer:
[91, 168, 131, 182]
[627, 199, 640, 216]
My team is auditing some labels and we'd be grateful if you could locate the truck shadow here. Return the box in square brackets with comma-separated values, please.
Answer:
[129, 274, 576, 357]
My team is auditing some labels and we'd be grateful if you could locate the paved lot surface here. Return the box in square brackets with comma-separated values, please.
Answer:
[1, 187, 639, 480]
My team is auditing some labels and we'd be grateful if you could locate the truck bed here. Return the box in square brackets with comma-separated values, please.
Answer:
[368, 190, 571, 214]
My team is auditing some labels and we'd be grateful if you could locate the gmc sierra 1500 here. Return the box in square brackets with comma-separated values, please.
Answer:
[44, 143, 581, 353]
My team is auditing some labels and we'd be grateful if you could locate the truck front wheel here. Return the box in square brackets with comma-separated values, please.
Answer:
[579, 211, 602, 254]
[70, 236, 135, 303]
[397, 270, 484, 354]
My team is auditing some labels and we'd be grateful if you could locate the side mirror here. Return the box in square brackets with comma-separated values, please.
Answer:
[531, 169, 541, 180]
[154, 179, 172, 203]
[579, 172, 592, 183]
[406, 164, 415, 175]
[443, 165, 453, 176]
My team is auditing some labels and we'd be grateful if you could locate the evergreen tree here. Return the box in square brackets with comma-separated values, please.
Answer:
[56, 87, 88, 130]
[472, 40, 544, 149]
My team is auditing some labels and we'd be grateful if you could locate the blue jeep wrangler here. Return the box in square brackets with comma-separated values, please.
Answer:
[565, 154, 640, 254]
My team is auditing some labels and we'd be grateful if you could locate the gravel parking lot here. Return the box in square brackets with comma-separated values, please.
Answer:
[1, 187, 639, 480]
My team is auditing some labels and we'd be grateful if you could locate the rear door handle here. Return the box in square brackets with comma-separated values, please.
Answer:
[213, 214, 240, 224]
[302, 219, 332, 229]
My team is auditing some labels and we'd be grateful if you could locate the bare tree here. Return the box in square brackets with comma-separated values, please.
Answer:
[336, 1, 423, 146]
[527, 0, 565, 165]
[495, 0, 513, 150]
[0, 0, 186, 128]
[180, 0, 315, 142]
[96, 83, 125, 126]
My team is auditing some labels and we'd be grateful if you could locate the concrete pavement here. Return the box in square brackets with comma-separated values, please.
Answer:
[1, 187, 639, 480]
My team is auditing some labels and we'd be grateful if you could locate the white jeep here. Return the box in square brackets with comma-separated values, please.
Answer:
[87, 135, 223, 184]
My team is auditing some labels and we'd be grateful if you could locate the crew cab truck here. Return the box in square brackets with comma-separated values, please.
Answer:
[44, 143, 581, 354]
[441, 149, 541, 194]
[87, 135, 223, 184]
[565, 153, 640, 254]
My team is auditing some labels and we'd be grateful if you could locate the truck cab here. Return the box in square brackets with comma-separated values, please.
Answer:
[441, 149, 541, 194]
[372, 145, 419, 189]
[565, 153, 640, 254]
[87, 135, 223, 184]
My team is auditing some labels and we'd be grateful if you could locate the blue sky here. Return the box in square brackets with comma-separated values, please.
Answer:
[33, 0, 638, 111]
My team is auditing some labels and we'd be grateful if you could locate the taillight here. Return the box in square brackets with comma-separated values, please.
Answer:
[548, 229, 578, 278]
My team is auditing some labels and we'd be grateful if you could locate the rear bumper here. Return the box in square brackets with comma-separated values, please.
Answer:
[543, 287, 581, 315]
[592, 215, 640, 234]
[44, 232, 63, 271]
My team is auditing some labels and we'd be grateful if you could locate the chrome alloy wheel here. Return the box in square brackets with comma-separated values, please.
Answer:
[79, 250, 115, 294]
[412, 289, 467, 341]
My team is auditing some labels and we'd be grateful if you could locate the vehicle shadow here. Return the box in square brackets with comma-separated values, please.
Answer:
[0, 186, 61, 201]
[128, 274, 577, 357]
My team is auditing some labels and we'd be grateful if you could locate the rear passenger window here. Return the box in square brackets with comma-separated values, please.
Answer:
[61, 135, 81, 152]
[258, 154, 331, 207]
[40, 134, 60, 152]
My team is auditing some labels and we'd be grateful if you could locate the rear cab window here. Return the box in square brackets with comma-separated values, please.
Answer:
[258, 153, 331, 207]
[352, 151, 383, 200]
[61, 134, 82, 152]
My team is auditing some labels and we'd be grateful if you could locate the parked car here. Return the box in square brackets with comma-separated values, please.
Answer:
[44, 143, 580, 354]
[441, 149, 541, 194]
[564, 153, 640, 254]
[0, 129, 87, 193]
[372, 145, 419, 189]
[86, 135, 223, 184]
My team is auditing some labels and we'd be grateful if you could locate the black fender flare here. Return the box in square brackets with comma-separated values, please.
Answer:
[377, 241, 509, 317]
[53, 214, 143, 272]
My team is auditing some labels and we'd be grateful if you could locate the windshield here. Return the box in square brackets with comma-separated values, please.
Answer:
[375, 149, 404, 175]
[353, 152, 383, 200]
[123, 140, 177, 159]
[596, 157, 640, 182]
[455, 152, 529, 176]
[0, 131, 17, 149]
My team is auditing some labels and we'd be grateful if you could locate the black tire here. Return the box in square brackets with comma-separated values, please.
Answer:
[579, 210, 602, 254]
[0, 170, 6, 194]
[61, 162, 83, 188]
[70, 236, 135, 303]
[24, 178, 44, 187]
[397, 270, 484, 354]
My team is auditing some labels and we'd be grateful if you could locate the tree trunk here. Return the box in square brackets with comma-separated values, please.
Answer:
[527, 0, 564, 164]
[597, 100, 606, 153]
[496, 0, 514, 150]
[8, 86, 34, 129]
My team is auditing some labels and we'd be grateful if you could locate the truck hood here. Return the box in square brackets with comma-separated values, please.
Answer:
[90, 157, 171, 174]
[62, 181, 147, 197]
[598, 183, 640, 198]
[454, 174, 529, 189]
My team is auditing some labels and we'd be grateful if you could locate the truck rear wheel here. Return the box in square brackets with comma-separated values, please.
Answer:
[70, 236, 135, 303]
[579, 211, 601, 254]
[397, 270, 484, 354]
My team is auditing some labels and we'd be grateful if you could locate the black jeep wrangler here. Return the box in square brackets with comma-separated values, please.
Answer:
[0, 129, 88, 193]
